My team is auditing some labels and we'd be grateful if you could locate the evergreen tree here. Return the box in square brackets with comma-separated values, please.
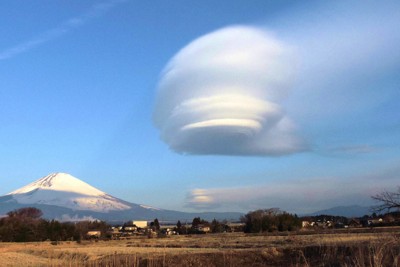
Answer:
[153, 218, 160, 231]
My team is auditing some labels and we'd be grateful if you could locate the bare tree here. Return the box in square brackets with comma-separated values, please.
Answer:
[371, 187, 400, 212]
[7, 207, 43, 219]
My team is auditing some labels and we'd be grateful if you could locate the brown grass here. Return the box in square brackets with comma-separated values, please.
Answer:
[0, 228, 399, 266]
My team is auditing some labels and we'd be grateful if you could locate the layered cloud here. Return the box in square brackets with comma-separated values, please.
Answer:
[185, 181, 340, 213]
[153, 26, 306, 156]
[185, 162, 400, 213]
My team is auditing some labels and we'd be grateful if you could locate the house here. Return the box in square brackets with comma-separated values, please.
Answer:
[162, 228, 177, 235]
[108, 227, 122, 239]
[86, 231, 101, 238]
[195, 224, 211, 233]
[348, 219, 362, 228]
[367, 218, 383, 226]
[146, 228, 158, 238]
[129, 221, 148, 228]
[123, 225, 137, 232]
[119, 221, 149, 236]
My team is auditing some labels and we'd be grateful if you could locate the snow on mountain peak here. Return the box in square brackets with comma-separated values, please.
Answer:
[7, 173, 106, 196]
[6, 173, 131, 212]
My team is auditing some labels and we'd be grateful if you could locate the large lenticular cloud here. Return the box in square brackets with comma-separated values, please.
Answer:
[153, 25, 306, 156]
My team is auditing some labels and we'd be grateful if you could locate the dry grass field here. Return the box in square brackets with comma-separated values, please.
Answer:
[0, 228, 399, 266]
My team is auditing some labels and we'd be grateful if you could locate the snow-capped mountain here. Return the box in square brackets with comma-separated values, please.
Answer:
[7, 173, 131, 212]
[0, 173, 242, 222]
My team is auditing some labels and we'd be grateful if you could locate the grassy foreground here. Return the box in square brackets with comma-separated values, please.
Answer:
[0, 228, 399, 266]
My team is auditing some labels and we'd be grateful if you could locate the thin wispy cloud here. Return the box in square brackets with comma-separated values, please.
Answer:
[329, 145, 380, 155]
[0, 0, 127, 61]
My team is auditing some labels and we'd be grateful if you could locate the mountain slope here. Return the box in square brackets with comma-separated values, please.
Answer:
[0, 173, 242, 222]
[308, 205, 372, 217]
[5, 173, 133, 212]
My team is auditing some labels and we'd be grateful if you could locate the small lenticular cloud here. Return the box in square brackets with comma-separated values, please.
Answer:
[185, 189, 218, 209]
[153, 25, 307, 156]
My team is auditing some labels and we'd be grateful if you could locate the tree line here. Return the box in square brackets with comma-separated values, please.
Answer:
[0, 207, 109, 242]
[2, 185, 398, 243]
[182, 217, 231, 234]
[0, 207, 301, 242]
[160, 210, 301, 235]
[241, 208, 301, 233]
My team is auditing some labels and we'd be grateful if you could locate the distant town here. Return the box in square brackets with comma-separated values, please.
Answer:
[1, 206, 399, 242]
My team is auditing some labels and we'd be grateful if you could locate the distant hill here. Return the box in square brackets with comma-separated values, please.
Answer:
[0, 173, 242, 222]
[308, 205, 372, 218]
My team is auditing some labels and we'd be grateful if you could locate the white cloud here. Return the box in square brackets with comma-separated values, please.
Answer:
[185, 163, 400, 213]
[0, 0, 126, 61]
[186, 189, 218, 209]
[154, 26, 307, 156]
[184, 182, 361, 214]
[58, 214, 99, 222]
[185, 181, 336, 213]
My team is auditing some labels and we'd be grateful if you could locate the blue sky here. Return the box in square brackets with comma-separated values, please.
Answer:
[1, 0, 399, 214]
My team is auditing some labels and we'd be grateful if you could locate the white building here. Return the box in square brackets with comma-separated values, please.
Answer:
[131, 221, 148, 228]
